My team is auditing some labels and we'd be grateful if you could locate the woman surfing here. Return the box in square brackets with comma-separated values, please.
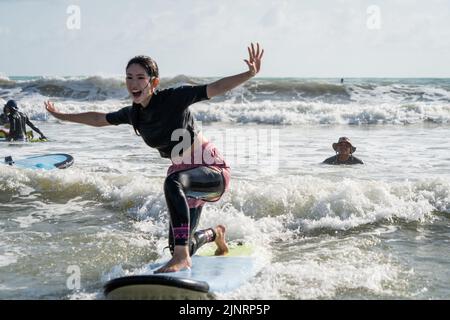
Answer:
[45, 43, 264, 273]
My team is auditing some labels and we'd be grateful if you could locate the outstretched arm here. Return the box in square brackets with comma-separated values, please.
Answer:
[25, 117, 45, 137]
[45, 101, 110, 127]
[206, 43, 264, 99]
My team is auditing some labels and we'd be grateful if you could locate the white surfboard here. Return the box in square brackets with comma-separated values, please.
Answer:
[104, 243, 258, 300]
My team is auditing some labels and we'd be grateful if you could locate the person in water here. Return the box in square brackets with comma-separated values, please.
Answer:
[0, 100, 47, 141]
[45, 43, 264, 273]
[323, 137, 364, 165]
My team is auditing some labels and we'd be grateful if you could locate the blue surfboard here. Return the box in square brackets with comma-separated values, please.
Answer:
[4, 154, 74, 170]
[104, 243, 259, 299]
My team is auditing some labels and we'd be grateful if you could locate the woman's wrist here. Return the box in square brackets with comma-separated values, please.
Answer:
[246, 70, 256, 78]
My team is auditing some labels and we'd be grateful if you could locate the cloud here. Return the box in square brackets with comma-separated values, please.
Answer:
[260, 1, 288, 28]
[0, 0, 449, 77]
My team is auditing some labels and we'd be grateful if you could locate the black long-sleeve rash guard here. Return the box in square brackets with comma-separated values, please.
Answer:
[7, 111, 43, 141]
[106, 85, 209, 158]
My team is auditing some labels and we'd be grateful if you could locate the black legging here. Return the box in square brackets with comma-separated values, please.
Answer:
[168, 206, 218, 256]
[164, 166, 225, 255]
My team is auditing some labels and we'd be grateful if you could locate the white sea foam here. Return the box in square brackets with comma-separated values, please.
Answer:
[8, 97, 450, 125]
[0, 252, 18, 268]
[219, 237, 412, 299]
[227, 176, 446, 231]
[2, 77, 450, 125]
[1, 165, 447, 233]
[193, 100, 450, 125]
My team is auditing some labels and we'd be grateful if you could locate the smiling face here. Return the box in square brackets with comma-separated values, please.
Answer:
[126, 63, 158, 105]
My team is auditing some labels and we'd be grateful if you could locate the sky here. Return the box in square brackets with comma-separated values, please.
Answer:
[0, 0, 449, 78]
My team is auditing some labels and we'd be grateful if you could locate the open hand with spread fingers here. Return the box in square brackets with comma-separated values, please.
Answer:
[244, 42, 264, 77]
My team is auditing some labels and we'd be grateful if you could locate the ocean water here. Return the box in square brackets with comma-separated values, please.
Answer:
[0, 76, 449, 299]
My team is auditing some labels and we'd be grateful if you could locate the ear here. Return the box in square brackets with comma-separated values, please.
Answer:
[150, 78, 160, 94]
[152, 77, 160, 88]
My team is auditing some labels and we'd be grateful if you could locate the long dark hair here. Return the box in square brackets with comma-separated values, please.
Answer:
[126, 55, 159, 78]
[126, 56, 159, 136]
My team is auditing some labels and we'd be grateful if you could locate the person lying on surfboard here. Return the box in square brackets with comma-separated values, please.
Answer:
[323, 137, 364, 165]
[45, 43, 264, 273]
[1, 100, 47, 142]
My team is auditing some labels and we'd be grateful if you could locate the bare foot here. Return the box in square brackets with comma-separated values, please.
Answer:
[154, 246, 192, 273]
[214, 225, 229, 256]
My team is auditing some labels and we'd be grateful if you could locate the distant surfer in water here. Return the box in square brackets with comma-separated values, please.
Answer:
[1, 100, 47, 141]
[323, 137, 364, 165]
[45, 43, 264, 273]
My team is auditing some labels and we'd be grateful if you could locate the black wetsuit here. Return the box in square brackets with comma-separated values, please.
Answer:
[106, 85, 206, 158]
[106, 85, 226, 255]
[0, 113, 8, 125]
[6, 111, 44, 141]
[323, 155, 364, 165]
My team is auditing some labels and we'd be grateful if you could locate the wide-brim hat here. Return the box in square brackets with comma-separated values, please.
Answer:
[332, 137, 356, 153]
